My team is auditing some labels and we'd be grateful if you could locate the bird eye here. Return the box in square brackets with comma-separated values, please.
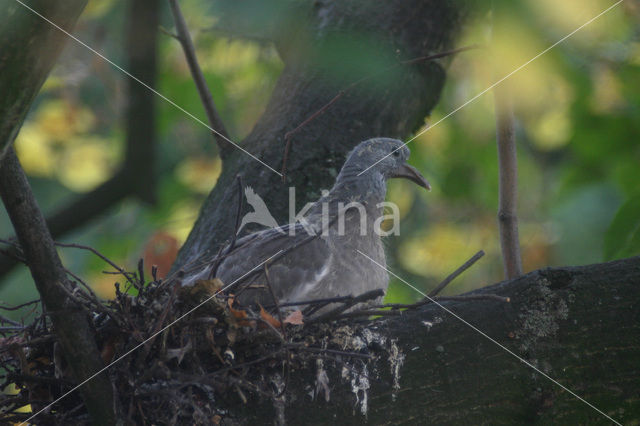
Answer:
[392, 150, 400, 157]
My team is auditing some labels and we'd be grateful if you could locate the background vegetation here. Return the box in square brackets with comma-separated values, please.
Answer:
[1, 0, 638, 319]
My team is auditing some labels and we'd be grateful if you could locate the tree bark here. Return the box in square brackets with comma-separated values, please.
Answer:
[0, 0, 88, 159]
[0, 149, 116, 425]
[238, 256, 640, 424]
[172, 0, 469, 271]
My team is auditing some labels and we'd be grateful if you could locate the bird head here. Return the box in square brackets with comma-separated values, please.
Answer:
[336, 138, 430, 192]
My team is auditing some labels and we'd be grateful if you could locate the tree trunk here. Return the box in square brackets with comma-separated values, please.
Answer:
[173, 0, 470, 271]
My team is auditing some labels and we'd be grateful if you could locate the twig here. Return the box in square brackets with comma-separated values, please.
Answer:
[0, 313, 23, 327]
[209, 175, 244, 279]
[333, 309, 404, 319]
[341, 294, 509, 319]
[63, 267, 125, 326]
[0, 334, 57, 353]
[264, 265, 287, 339]
[227, 175, 245, 255]
[490, 5, 522, 279]
[263, 294, 362, 309]
[139, 282, 180, 363]
[0, 326, 25, 332]
[62, 268, 124, 325]
[168, 0, 232, 156]
[494, 86, 523, 279]
[307, 289, 385, 323]
[63, 267, 100, 300]
[137, 258, 146, 289]
[263, 264, 290, 397]
[428, 250, 485, 297]
[55, 242, 136, 284]
[433, 294, 510, 303]
[0, 298, 40, 311]
[158, 25, 178, 39]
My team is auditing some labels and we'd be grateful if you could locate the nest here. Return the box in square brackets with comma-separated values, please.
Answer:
[0, 244, 501, 424]
[0, 257, 402, 424]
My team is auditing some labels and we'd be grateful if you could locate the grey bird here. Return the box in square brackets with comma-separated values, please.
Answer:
[183, 137, 430, 311]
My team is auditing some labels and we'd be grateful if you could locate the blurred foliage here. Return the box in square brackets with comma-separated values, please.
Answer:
[1, 0, 639, 314]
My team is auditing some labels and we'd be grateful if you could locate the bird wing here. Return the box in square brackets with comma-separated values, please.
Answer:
[216, 223, 332, 306]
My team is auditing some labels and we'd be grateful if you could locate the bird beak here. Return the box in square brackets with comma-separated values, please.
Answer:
[390, 164, 431, 191]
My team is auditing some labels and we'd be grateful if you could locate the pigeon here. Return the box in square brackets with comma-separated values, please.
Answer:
[182, 137, 430, 312]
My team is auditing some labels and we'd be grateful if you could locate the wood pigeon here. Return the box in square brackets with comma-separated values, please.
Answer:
[182, 137, 430, 311]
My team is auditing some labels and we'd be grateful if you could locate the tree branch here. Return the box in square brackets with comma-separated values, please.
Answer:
[0, 148, 115, 425]
[0, 0, 89, 159]
[495, 86, 523, 279]
[168, 0, 233, 157]
[239, 256, 640, 424]
[123, 0, 161, 203]
[0, 0, 161, 283]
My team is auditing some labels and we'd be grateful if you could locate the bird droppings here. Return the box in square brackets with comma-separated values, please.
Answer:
[271, 373, 286, 425]
[309, 323, 406, 417]
[343, 363, 370, 416]
[422, 316, 443, 331]
[315, 359, 331, 402]
[329, 324, 388, 352]
[389, 340, 405, 401]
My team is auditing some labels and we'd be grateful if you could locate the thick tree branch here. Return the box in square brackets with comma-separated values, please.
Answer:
[0, 0, 88, 159]
[0, 148, 115, 425]
[238, 255, 640, 424]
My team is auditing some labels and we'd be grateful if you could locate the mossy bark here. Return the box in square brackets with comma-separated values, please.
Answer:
[238, 256, 640, 424]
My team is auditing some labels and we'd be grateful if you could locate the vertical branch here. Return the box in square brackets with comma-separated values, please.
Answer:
[124, 0, 161, 204]
[494, 86, 523, 278]
[168, 0, 232, 157]
[0, 149, 115, 424]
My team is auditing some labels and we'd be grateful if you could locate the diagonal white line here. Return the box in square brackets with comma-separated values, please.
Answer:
[358, 0, 624, 176]
[12, 0, 282, 177]
[21, 250, 283, 425]
[356, 249, 622, 425]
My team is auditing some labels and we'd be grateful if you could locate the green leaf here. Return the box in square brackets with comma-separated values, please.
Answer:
[604, 194, 640, 260]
